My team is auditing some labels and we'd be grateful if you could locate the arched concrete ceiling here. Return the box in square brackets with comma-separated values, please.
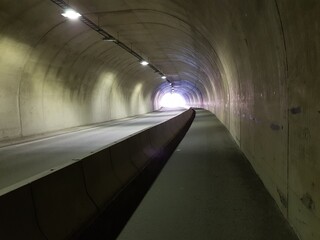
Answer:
[0, 1, 320, 239]
[0, 0, 248, 139]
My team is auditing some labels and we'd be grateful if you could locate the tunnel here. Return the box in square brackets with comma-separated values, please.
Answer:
[0, 1, 319, 240]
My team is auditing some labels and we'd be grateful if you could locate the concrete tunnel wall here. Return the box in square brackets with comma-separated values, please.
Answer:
[0, 1, 160, 141]
[0, 1, 320, 240]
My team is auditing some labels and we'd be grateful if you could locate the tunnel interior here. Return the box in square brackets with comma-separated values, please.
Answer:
[0, 1, 319, 240]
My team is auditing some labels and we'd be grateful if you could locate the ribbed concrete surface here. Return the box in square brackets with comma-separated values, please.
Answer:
[117, 109, 299, 240]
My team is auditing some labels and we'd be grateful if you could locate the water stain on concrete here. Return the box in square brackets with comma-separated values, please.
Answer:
[277, 188, 288, 208]
[301, 193, 315, 211]
[244, 38, 249, 47]
[290, 106, 302, 114]
[302, 128, 311, 140]
[270, 123, 281, 131]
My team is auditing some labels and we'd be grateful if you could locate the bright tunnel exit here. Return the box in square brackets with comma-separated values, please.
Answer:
[159, 93, 187, 108]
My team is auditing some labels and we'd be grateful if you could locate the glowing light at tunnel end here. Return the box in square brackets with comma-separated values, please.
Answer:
[159, 93, 188, 109]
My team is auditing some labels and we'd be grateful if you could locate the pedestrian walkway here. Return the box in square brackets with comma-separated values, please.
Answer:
[117, 109, 298, 240]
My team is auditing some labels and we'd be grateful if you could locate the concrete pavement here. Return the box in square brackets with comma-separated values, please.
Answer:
[117, 109, 299, 240]
[0, 109, 185, 196]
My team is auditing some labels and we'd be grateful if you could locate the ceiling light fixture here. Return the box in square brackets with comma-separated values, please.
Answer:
[51, 0, 171, 82]
[140, 60, 149, 66]
[102, 37, 118, 42]
[61, 9, 81, 19]
[161, 76, 167, 79]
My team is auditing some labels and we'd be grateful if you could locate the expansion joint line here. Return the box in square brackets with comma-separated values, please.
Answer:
[274, 0, 290, 218]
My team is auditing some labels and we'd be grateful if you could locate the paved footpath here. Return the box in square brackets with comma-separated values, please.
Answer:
[117, 109, 298, 240]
